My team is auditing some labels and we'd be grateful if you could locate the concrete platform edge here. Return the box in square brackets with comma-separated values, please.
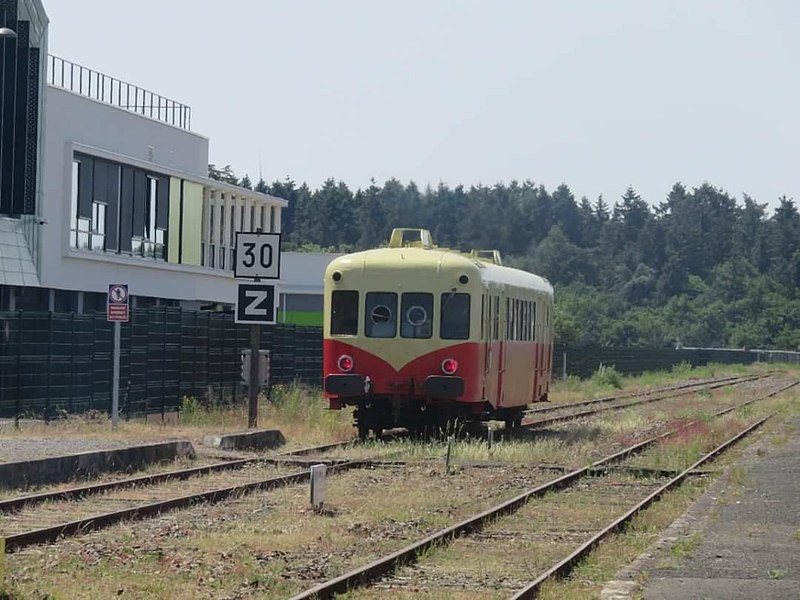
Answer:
[0, 440, 196, 489]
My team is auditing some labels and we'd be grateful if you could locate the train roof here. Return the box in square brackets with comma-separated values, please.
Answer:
[327, 234, 553, 297]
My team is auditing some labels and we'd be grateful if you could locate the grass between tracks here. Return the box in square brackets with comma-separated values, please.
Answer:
[535, 387, 800, 600]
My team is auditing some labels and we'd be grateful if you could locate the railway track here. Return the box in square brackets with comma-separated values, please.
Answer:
[288, 378, 798, 599]
[523, 373, 759, 417]
[0, 439, 356, 553]
[517, 372, 768, 431]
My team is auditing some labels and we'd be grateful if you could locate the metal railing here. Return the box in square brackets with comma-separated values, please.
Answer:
[48, 55, 192, 130]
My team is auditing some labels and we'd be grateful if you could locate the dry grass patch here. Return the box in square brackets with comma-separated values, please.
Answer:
[0, 383, 355, 460]
[547, 363, 759, 407]
[5, 464, 555, 599]
[366, 474, 665, 598]
[535, 478, 708, 599]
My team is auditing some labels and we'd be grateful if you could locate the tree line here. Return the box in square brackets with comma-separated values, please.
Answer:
[208, 164, 800, 351]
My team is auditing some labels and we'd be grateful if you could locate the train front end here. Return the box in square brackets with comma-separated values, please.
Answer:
[322, 229, 482, 438]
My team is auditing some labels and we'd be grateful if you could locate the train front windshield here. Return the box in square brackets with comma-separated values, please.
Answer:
[331, 290, 473, 341]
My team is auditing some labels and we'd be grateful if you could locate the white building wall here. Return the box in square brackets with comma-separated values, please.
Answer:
[44, 86, 208, 177]
[40, 87, 225, 303]
[36, 83, 331, 308]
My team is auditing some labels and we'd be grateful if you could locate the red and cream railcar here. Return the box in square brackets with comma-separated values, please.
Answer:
[323, 229, 554, 438]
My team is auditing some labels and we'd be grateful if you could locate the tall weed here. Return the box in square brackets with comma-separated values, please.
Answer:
[592, 364, 623, 389]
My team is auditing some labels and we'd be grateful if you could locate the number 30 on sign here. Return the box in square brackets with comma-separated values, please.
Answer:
[234, 232, 281, 280]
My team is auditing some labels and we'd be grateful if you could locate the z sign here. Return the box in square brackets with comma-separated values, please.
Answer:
[235, 232, 281, 280]
[236, 283, 276, 324]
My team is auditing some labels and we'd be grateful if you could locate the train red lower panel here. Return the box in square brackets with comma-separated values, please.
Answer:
[323, 339, 552, 410]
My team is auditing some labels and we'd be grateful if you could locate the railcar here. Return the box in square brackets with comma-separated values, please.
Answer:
[323, 228, 555, 438]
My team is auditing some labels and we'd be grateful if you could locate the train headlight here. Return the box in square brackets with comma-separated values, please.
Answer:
[441, 358, 459, 375]
[338, 355, 354, 372]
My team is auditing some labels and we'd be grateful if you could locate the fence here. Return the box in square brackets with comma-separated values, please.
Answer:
[48, 55, 192, 130]
[1, 309, 796, 420]
[552, 343, 800, 379]
[0, 309, 321, 420]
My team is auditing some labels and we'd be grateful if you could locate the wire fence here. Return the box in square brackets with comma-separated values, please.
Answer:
[1, 309, 795, 420]
[551, 343, 799, 379]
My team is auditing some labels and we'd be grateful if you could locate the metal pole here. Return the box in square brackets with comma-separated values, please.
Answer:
[112, 320, 121, 428]
[248, 323, 260, 428]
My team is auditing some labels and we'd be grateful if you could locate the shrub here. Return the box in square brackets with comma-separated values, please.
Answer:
[671, 361, 693, 376]
[592, 364, 623, 389]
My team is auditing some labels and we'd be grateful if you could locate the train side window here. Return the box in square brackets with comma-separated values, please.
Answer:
[365, 292, 397, 338]
[509, 298, 515, 341]
[522, 300, 528, 341]
[441, 293, 470, 340]
[532, 301, 537, 341]
[526, 301, 531, 341]
[492, 296, 500, 340]
[330, 290, 359, 336]
[480, 295, 485, 340]
[401, 293, 433, 339]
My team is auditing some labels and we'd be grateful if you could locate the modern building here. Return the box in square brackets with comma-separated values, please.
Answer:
[0, 0, 335, 324]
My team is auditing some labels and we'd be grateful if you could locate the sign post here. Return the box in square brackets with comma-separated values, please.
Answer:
[234, 232, 281, 429]
[107, 284, 129, 429]
[248, 323, 260, 428]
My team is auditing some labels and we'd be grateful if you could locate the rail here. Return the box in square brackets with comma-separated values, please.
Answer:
[48, 55, 192, 130]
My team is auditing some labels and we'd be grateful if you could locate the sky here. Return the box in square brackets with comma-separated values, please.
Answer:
[45, 1, 799, 211]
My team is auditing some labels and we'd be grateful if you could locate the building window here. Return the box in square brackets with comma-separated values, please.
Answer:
[70, 160, 80, 248]
[77, 217, 91, 250]
[229, 205, 235, 242]
[219, 204, 225, 244]
[250, 205, 255, 232]
[269, 206, 276, 232]
[91, 202, 106, 251]
[260, 206, 266, 231]
[209, 203, 215, 242]
[140, 176, 165, 259]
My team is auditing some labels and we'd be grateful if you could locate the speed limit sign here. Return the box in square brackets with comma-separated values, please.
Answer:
[234, 232, 281, 279]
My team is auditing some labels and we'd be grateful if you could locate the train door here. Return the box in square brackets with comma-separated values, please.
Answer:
[481, 290, 490, 399]
[528, 296, 538, 403]
[497, 293, 507, 406]
[485, 293, 501, 406]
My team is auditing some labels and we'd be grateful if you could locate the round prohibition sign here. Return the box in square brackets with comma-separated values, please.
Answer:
[109, 285, 128, 303]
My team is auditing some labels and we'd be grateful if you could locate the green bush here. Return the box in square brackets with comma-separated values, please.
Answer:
[671, 361, 693, 375]
[591, 364, 623, 389]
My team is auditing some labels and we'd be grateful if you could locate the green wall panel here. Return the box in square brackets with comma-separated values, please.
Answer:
[181, 182, 204, 266]
[279, 311, 323, 327]
[167, 178, 181, 263]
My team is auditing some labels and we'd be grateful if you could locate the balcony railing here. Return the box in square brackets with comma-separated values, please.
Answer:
[48, 55, 192, 130]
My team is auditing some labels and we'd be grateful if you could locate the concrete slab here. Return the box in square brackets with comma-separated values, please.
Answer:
[203, 429, 285, 451]
[603, 415, 800, 600]
[645, 578, 800, 600]
[0, 440, 196, 489]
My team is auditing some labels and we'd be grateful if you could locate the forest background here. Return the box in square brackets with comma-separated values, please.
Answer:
[209, 164, 800, 351]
